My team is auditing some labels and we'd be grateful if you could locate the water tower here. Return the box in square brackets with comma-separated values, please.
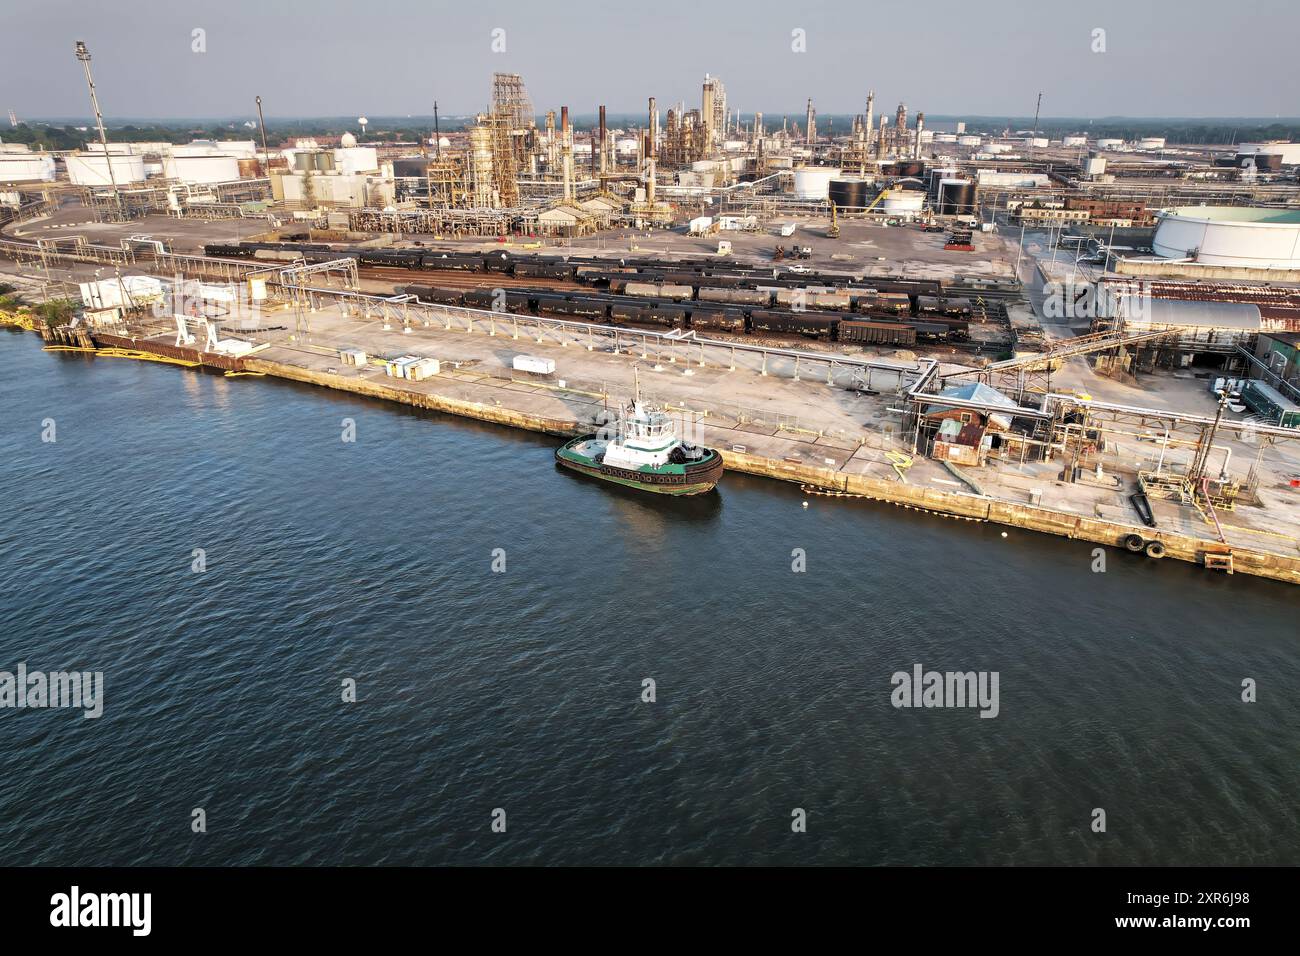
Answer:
[357, 116, 368, 139]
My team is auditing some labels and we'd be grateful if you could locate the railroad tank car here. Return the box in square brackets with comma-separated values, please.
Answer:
[502, 292, 533, 314]
[515, 260, 576, 280]
[900, 321, 953, 341]
[203, 243, 249, 258]
[608, 302, 650, 324]
[358, 249, 419, 267]
[687, 308, 746, 333]
[531, 293, 570, 316]
[645, 305, 687, 328]
[853, 292, 912, 315]
[624, 281, 694, 300]
[563, 298, 610, 320]
[749, 310, 840, 338]
[837, 320, 917, 347]
[774, 288, 852, 310]
[696, 274, 744, 288]
[916, 296, 973, 319]
[462, 289, 503, 310]
[408, 286, 466, 307]
[420, 253, 481, 271]
[698, 286, 772, 306]
[482, 250, 513, 272]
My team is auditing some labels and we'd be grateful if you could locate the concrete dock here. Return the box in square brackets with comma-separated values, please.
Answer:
[54, 289, 1296, 587]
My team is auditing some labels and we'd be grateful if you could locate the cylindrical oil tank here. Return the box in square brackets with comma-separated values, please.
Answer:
[828, 178, 872, 209]
[0, 154, 57, 182]
[957, 135, 981, 147]
[1063, 135, 1087, 147]
[65, 152, 147, 186]
[792, 166, 842, 200]
[937, 179, 976, 215]
[1096, 138, 1124, 150]
[879, 189, 925, 214]
[167, 154, 240, 184]
[1153, 206, 1300, 269]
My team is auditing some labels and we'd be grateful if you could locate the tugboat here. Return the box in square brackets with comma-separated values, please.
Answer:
[556, 370, 724, 496]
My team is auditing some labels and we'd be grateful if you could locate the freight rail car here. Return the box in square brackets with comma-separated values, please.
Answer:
[398, 283, 968, 345]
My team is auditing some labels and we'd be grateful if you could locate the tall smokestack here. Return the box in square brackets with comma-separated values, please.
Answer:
[702, 77, 715, 150]
[877, 116, 888, 160]
[914, 112, 925, 160]
[560, 106, 573, 202]
[545, 110, 556, 170]
[598, 105, 607, 176]
[805, 98, 816, 147]
[865, 90, 875, 150]
[646, 97, 657, 204]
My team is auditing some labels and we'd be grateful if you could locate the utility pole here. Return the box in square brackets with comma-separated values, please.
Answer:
[75, 40, 123, 221]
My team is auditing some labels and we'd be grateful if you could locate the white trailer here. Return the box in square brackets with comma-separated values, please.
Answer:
[513, 355, 556, 375]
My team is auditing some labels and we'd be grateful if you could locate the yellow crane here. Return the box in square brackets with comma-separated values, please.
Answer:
[827, 201, 840, 238]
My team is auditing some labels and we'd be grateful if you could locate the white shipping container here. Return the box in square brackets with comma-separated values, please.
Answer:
[513, 355, 556, 375]
[78, 275, 165, 309]
[779, 223, 797, 237]
[385, 354, 421, 376]
[407, 358, 441, 381]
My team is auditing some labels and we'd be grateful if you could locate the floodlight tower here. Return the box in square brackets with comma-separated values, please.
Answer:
[75, 40, 123, 220]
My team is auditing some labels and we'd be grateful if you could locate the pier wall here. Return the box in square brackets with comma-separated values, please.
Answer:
[246, 355, 1300, 586]
[9, 318, 1296, 587]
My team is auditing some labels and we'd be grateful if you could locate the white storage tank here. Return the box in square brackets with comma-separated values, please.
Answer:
[879, 189, 925, 214]
[1063, 135, 1088, 147]
[1138, 137, 1166, 150]
[792, 166, 841, 200]
[957, 135, 981, 146]
[0, 154, 56, 182]
[1096, 138, 1124, 150]
[1152, 206, 1300, 269]
[984, 142, 1013, 154]
[165, 154, 240, 184]
[65, 152, 147, 186]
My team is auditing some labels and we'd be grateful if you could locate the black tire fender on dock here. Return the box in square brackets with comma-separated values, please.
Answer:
[1144, 540, 1167, 559]
[1123, 533, 1146, 552]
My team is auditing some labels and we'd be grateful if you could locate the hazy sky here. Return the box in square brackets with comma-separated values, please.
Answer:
[5, 0, 1297, 121]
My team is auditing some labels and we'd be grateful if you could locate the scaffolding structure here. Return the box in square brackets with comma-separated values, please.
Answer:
[426, 155, 469, 209]
[661, 108, 708, 167]
[348, 206, 541, 237]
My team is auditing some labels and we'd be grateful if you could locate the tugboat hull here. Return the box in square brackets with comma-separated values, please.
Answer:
[556, 436, 724, 496]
